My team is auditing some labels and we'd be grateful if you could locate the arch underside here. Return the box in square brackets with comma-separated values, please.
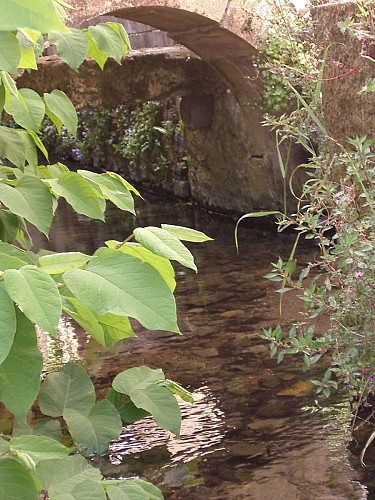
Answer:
[68, 3, 263, 104]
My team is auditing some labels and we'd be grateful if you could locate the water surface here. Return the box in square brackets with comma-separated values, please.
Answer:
[42, 194, 369, 499]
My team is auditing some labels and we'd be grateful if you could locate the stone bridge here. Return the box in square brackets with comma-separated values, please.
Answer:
[67, 0, 269, 104]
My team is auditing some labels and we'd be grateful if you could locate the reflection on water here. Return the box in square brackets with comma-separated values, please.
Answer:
[40, 194, 370, 499]
[110, 386, 225, 465]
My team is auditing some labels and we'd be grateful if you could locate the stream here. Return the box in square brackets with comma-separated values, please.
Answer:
[40, 193, 371, 499]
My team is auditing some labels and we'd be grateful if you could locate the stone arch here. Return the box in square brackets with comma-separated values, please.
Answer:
[67, 1, 266, 103]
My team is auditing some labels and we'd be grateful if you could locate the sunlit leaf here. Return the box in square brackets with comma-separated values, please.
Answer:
[0, 310, 43, 420]
[39, 252, 92, 274]
[0, 0, 68, 32]
[88, 24, 124, 64]
[0, 176, 53, 235]
[0, 126, 37, 168]
[134, 227, 197, 272]
[4, 265, 62, 336]
[49, 171, 105, 221]
[161, 224, 213, 243]
[6, 88, 45, 131]
[44, 90, 77, 137]
[63, 248, 179, 333]
[49, 29, 88, 72]
[0, 32, 21, 72]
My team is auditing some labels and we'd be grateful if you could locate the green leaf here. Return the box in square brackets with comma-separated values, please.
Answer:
[113, 366, 181, 435]
[0, 437, 10, 454]
[63, 248, 179, 333]
[0, 283, 16, 364]
[49, 172, 105, 221]
[52, 479, 106, 500]
[0, 458, 39, 500]
[4, 265, 62, 335]
[39, 362, 96, 417]
[105, 241, 176, 291]
[28, 129, 49, 160]
[113, 366, 165, 394]
[106, 390, 150, 423]
[106, 22, 130, 53]
[88, 24, 124, 64]
[107, 484, 148, 500]
[234, 211, 281, 252]
[127, 479, 163, 500]
[0, 242, 34, 265]
[39, 252, 92, 274]
[6, 88, 45, 131]
[0, 126, 37, 168]
[130, 385, 181, 435]
[83, 30, 108, 70]
[77, 170, 135, 214]
[106, 172, 140, 197]
[0, 310, 43, 420]
[35, 455, 102, 497]
[161, 224, 213, 243]
[0, 176, 53, 236]
[49, 29, 88, 72]
[0, 210, 22, 243]
[44, 90, 77, 137]
[10, 435, 70, 464]
[0, 0, 68, 32]
[0, 32, 20, 72]
[63, 297, 136, 347]
[161, 379, 194, 403]
[64, 400, 122, 454]
[134, 227, 197, 272]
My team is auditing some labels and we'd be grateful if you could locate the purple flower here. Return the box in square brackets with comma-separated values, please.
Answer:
[354, 271, 363, 278]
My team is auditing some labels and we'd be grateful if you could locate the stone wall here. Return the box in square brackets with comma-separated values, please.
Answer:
[312, 1, 375, 144]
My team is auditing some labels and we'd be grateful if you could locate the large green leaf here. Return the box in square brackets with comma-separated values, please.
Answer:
[130, 385, 181, 436]
[64, 400, 122, 454]
[88, 24, 124, 64]
[49, 172, 105, 221]
[63, 297, 136, 347]
[161, 224, 213, 243]
[52, 480, 106, 500]
[0, 458, 39, 500]
[83, 30, 108, 70]
[49, 29, 88, 72]
[10, 435, 70, 464]
[0, 210, 22, 243]
[0, 310, 43, 420]
[113, 366, 181, 435]
[6, 88, 45, 131]
[0, 125, 37, 168]
[38, 362, 96, 417]
[35, 455, 102, 497]
[0, 242, 34, 265]
[77, 170, 135, 214]
[39, 252, 92, 274]
[112, 366, 165, 394]
[105, 241, 176, 291]
[126, 479, 163, 500]
[106, 390, 150, 423]
[63, 248, 179, 333]
[107, 484, 148, 500]
[0, 175, 53, 236]
[0, 32, 20, 72]
[0, 0, 68, 32]
[134, 227, 197, 272]
[44, 90, 77, 137]
[4, 265, 62, 335]
[0, 284, 16, 364]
